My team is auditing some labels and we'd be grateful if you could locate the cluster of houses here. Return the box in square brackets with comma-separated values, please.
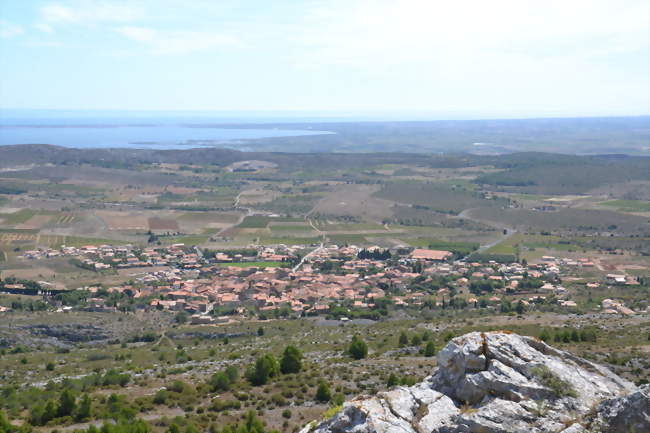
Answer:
[20, 244, 203, 270]
[7, 243, 646, 319]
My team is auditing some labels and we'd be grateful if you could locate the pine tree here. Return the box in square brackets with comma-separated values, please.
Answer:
[246, 354, 279, 385]
[280, 345, 303, 374]
[348, 335, 368, 360]
[58, 389, 76, 418]
[398, 332, 409, 347]
[539, 328, 551, 342]
[515, 300, 526, 315]
[315, 381, 332, 402]
[75, 394, 92, 422]
[424, 341, 436, 357]
[387, 373, 399, 387]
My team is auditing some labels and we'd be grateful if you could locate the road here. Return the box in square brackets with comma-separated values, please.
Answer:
[457, 208, 517, 253]
[292, 242, 325, 272]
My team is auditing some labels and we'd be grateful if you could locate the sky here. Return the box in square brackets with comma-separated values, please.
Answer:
[0, 0, 649, 118]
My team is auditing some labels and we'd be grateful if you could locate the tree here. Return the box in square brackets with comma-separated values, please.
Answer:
[515, 300, 526, 315]
[280, 345, 302, 374]
[174, 311, 188, 324]
[224, 365, 239, 383]
[210, 372, 231, 391]
[257, 327, 264, 336]
[387, 373, 399, 387]
[411, 335, 422, 346]
[0, 410, 19, 433]
[570, 328, 580, 342]
[398, 332, 409, 347]
[315, 381, 332, 403]
[424, 341, 436, 357]
[246, 354, 279, 386]
[75, 394, 92, 421]
[58, 389, 77, 418]
[348, 335, 368, 360]
[539, 328, 551, 342]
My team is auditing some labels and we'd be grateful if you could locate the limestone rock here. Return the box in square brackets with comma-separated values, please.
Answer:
[590, 384, 650, 433]
[300, 331, 647, 433]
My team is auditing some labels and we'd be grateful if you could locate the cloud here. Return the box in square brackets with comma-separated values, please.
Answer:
[116, 26, 240, 54]
[34, 23, 54, 33]
[295, 0, 650, 68]
[0, 20, 24, 38]
[39, 1, 143, 26]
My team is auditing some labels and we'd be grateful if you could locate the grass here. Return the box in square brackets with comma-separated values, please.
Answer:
[259, 236, 322, 245]
[485, 241, 517, 255]
[407, 238, 479, 254]
[316, 223, 385, 231]
[530, 365, 578, 398]
[599, 199, 650, 212]
[270, 225, 316, 233]
[0, 209, 38, 225]
[238, 216, 302, 229]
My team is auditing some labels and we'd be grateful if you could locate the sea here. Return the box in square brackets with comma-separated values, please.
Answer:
[0, 110, 341, 150]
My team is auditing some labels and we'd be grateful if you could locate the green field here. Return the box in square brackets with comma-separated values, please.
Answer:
[407, 238, 479, 255]
[259, 236, 322, 245]
[0, 209, 38, 224]
[599, 199, 650, 212]
[238, 215, 303, 229]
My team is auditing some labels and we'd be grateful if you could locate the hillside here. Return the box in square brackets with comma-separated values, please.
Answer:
[302, 331, 649, 433]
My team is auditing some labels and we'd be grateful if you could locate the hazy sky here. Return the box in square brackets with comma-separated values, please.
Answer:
[1, 0, 649, 117]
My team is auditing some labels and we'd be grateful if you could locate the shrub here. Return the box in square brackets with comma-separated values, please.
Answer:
[530, 366, 577, 398]
[280, 345, 302, 374]
[315, 381, 332, 403]
[424, 341, 436, 357]
[246, 354, 279, 386]
[348, 335, 368, 360]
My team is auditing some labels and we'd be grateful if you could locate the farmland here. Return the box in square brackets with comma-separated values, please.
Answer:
[0, 144, 649, 432]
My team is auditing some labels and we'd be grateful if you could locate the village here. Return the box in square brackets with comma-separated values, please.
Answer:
[2, 241, 646, 321]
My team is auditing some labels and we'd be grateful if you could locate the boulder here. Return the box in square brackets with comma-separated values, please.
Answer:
[300, 331, 647, 433]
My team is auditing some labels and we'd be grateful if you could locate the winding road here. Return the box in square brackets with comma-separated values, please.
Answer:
[457, 208, 517, 253]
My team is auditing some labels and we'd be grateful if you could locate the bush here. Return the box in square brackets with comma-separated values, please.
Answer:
[530, 365, 577, 398]
[209, 373, 231, 392]
[424, 341, 436, 357]
[315, 381, 332, 403]
[153, 390, 169, 405]
[280, 345, 302, 374]
[246, 354, 279, 386]
[348, 335, 368, 360]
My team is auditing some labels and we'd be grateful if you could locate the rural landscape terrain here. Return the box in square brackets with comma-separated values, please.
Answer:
[0, 140, 649, 433]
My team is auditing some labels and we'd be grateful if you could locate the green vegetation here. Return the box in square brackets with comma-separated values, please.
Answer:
[348, 335, 368, 360]
[280, 345, 303, 374]
[530, 365, 578, 398]
[599, 199, 650, 212]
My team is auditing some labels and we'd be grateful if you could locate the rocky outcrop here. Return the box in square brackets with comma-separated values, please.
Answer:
[301, 331, 648, 433]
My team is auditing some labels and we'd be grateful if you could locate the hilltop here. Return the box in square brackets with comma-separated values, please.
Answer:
[301, 331, 649, 433]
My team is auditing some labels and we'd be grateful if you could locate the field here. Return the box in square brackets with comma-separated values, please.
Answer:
[0, 308, 648, 432]
[599, 199, 650, 212]
[0, 144, 649, 432]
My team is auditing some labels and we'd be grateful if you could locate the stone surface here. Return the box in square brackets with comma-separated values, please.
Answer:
[591, 384, 650, 433]
[300, 331, 648, 433]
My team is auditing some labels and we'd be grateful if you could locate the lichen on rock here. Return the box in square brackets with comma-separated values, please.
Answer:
[300, 331, 648, 433]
